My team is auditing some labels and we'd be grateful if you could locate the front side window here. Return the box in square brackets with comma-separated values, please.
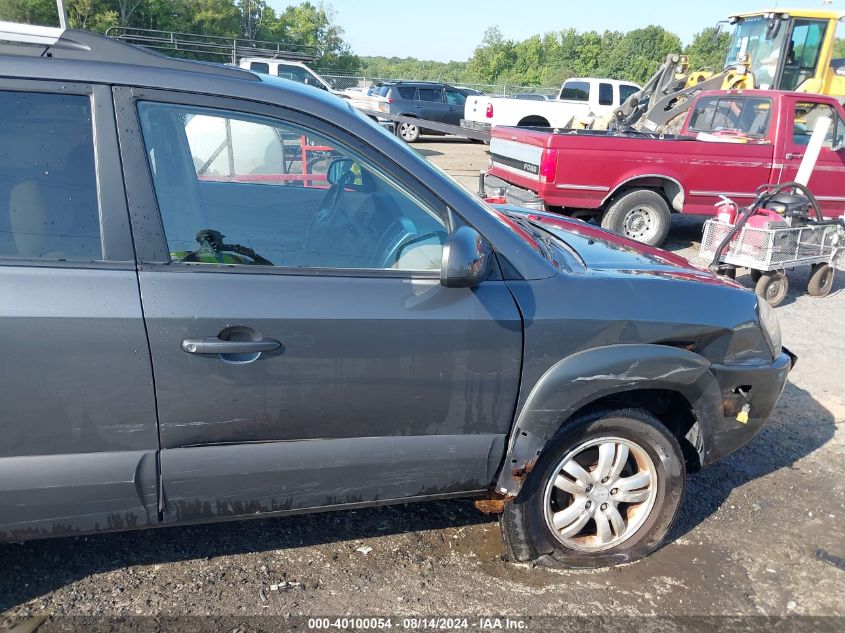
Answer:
[791, 101, 842, 148]
[137, 103, 448, 272]
[445, 90, 467, 106]
[559, 81, 589, 101]
[598, 83, 614, 106]
[781, 20, 827, 91]
[0, 91, 101, 261]
[619, 84, 639, 103]
[276, 64, 327, 90]
[688, 96, 772, 137]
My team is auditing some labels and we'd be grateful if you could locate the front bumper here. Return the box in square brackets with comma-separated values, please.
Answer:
[699, 348, 795, 467]
[482, 174, 546, 211]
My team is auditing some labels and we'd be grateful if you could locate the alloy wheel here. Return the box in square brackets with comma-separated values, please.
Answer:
[542, 437, 658, 552]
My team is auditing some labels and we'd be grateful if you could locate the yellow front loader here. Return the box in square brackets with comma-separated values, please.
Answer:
[613, 9, 845, 133]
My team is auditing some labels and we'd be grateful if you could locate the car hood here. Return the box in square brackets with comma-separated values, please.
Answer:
[520, 211, 738, 286]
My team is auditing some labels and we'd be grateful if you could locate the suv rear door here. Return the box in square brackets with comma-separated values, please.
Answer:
[114, 88, 522, 525]
[0, 81, 159, 539]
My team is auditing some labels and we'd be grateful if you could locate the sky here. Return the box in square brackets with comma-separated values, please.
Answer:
[269, 0, 845, 62]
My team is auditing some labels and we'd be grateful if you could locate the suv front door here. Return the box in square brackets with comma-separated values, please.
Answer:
[444, 89, 468, 126]
[0, 82, 159, 539]
[115, 89, 522, 525]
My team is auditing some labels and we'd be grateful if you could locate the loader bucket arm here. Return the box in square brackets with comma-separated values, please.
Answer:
[610, 53, 687, 130]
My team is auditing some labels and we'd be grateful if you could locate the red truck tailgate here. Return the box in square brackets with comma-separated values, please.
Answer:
[488, 126, 777, 214]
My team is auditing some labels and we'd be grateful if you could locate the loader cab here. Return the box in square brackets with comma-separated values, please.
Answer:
[724, 11, 845, 95]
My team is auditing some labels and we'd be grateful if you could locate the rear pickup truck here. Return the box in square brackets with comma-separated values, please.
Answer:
[483, 89, 845, 245]
[463, 78, 640, 134]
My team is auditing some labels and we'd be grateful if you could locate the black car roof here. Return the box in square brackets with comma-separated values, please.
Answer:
[1, 28, 257, 82]
[0, 28, 356, 123]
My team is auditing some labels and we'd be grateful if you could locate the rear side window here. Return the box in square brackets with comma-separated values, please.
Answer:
[598, 83, 614, 106]
[250, 62, 270, 74]
[417, 88, 443, 102]
[619, 84, 639, 103]
[559, 81, 589, 101]
[688, 96, 772, 136]
[396, 86, 416, 100]
[0, 91, 101, 261]
[791, 101, 843, 148]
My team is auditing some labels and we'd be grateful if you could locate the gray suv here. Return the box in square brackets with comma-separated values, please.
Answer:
[375, 81, 477, 142]
[0, 25, 793, 568]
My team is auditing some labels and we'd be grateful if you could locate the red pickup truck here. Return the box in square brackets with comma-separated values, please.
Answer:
[483, 90, 845, 246]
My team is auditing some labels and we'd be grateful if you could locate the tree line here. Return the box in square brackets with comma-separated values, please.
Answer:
[0, 0, 360, 70]
[361, 25, 731, 88]
[3, 2, 843, 88]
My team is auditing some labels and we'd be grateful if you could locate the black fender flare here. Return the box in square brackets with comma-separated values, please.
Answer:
[496, 344, 723, 495]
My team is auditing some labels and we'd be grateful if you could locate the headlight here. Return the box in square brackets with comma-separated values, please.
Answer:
[757, 299, 782, 358]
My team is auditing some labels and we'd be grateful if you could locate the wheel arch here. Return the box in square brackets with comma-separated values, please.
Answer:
[517, 115, 551, 128]
[602, 174, 685, 212]
[496, 344, 721, 496]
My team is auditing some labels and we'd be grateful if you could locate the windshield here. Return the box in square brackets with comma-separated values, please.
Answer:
[726, 15, 788, 88]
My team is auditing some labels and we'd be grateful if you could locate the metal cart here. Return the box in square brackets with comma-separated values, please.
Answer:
[700, 183, 845, 306]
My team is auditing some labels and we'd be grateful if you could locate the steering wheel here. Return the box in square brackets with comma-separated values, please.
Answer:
[307, 170, 358, 240]
[179, 229, 273, 266]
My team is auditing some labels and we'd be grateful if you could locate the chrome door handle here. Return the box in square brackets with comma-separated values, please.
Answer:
[786, 152, 803, 160]
[181, 337, 280, 355]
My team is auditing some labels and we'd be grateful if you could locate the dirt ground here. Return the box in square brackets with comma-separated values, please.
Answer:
[2, 138, 843, 627]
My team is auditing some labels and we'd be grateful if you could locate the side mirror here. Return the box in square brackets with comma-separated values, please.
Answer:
[711, 21, 727, 44]
[441, 226, 493, 288]
[326, 158, 355, 185]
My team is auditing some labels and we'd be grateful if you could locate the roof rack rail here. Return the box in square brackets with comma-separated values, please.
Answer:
[105, 27, 322, 65]
[0, 22, 259, 82]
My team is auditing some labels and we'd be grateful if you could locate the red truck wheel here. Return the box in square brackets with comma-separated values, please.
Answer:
[601, 190, 671, 247]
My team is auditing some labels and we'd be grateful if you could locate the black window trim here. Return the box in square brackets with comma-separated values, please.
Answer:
[598, 82, 614, 107]
[0, 79, 134, 269]
[113, 86, 455, 279]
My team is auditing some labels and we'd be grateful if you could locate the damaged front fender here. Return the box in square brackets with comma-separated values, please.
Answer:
[496, 344, 715, 496]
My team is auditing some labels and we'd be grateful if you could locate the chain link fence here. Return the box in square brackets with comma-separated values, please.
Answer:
[317, 71, 559, 97]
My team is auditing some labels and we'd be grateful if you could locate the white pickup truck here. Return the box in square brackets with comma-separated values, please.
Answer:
[239, 57, 338, 93]
[461, 78, 640, 133]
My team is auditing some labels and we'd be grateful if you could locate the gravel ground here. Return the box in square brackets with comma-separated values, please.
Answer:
[2, 138, 843, 626]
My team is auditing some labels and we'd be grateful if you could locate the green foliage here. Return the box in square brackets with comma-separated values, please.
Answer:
[685, 27, 731, 72]
[834, 38, 845, 58]
[1, 0, 358, 70]
[0, 0, 60, 25]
